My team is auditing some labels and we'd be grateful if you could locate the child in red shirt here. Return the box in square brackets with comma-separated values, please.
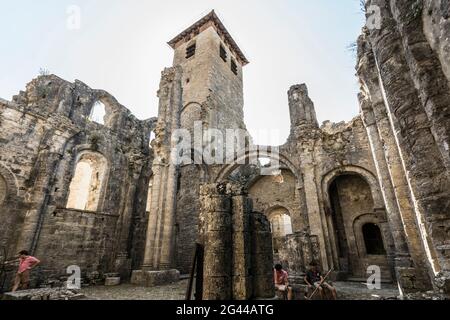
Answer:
[12, 250, 40, 292]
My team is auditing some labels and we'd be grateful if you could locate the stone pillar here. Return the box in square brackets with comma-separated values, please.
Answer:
[301, 159, 331, 271]
[200, 183, 233, 300]
[357, 31, 433, 291]
[141, 67, 182, 270]
[199, 182, 274, 300]
[366, 0, 450, 291]
[287, 84, 331, 270]
[230, 184, 253, 300]
[131, 67, 182, 286]
[113, 160, 143, 279]
[251, 212, 275, 299]
[390, 0, 450, 172]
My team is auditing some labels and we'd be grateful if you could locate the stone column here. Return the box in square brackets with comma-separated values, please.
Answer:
[359, 97, 410, 253]
[367, 0, 450, 290]
[251, 212, 275, 299]
[287, 84, 330, 270]
[390, 0, 450, 171]
[230, 184, 253, 300]
[301, 158, 331, 271]
[357, 31, 432, 291]
[201, 183, 233, 300]
[132, 67, 182, 286]
[113, 160, 143, 278]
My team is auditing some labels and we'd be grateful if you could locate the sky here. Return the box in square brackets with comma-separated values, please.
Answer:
[0, 0, 366, 145]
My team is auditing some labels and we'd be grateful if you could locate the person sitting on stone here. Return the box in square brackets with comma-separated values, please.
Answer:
[304, 261, 337, 300]
[274, 263, 293, 300]
[12, 250, 40, 292]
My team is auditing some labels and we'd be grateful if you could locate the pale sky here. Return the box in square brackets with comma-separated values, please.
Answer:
[0, 0, 365, 145]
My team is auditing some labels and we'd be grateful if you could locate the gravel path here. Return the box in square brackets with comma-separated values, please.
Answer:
[80, 280, 400, 300]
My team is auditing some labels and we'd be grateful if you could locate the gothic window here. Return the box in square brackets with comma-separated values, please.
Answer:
[66, 152, 108, 212]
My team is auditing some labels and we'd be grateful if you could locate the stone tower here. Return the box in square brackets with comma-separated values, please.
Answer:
[168, 10, 249, 131]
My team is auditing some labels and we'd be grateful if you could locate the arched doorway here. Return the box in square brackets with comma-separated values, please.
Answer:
[326, 172, 392, 280]
[362, 223, 386, 255]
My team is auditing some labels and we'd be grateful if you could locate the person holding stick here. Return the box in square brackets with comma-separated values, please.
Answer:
[304, 261, 337, 300]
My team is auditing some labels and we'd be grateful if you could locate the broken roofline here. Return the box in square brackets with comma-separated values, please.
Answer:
[167, 10, 249, 66]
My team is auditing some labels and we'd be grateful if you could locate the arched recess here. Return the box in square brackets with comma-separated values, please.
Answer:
[180, 102, 202, 129]
[363, 224, 386, 255]
[322, 167, 393, 280]
[66, 151, 108, 212]
[322, 165, 384, 209]
[353, 214, 389, 257]
[0, 163, 20, 203]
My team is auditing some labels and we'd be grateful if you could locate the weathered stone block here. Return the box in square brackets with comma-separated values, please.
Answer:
[130, 269, 180, 287]
[105, 277, 121, 286]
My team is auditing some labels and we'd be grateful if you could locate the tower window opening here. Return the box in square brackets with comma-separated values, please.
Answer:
[186, 43, 196, 59]
[231, 59, 238, 75]
[220, 44, 227, 62]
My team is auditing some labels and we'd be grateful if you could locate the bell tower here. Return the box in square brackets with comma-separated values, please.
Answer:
[168, 10, 249, 131]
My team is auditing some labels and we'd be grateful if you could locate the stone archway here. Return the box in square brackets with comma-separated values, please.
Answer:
[322, 168, 393, 281]
[215, 148, 301, 184]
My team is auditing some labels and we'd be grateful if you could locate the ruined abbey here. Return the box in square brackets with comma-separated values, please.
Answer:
[0, 1, 449, 300]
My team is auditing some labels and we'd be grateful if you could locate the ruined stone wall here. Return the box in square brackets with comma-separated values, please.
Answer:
[248, 169, 301, 231]
[282, 82, 391, 274]
[357, 0, 450, 293]
[0, 75, 153, 284]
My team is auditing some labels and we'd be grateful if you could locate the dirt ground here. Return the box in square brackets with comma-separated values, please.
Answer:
[80, 280, 400, 300]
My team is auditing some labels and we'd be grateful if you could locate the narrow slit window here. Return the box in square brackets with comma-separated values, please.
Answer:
[220, 45, 227, 62]
[186, 43, 196, 59]
[231, 59, 238, 75]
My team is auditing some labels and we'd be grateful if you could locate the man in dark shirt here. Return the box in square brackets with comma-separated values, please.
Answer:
[304, 261, 337, 300]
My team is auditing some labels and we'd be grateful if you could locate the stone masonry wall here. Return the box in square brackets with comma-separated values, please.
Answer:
[0, 75, 153, 286]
